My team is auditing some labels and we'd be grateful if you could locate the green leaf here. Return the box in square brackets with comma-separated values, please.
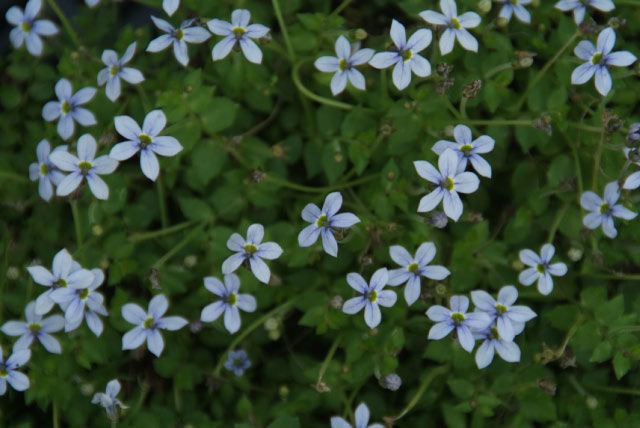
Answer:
[177, 197, 213, 221]
[448, 378, 475, 400]
[267, 416, 301, 428]
[590, 341, 613, 363]
[201, 97, 239, 134]
[613, 352, 632, 379]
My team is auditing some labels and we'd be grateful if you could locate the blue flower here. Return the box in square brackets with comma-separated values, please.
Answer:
[580, 182, 637, 239]
[147, 17, 211, 67]
[208, 9, 270, 64]
[473, 325, 521, 369]
[471, 285, 536, 341]
[110, 110, 183, 181]
[0, 346, 31, 395]
[314, 36, 375, 95]
[121, 294, 188, 357]
[387, 243, 450, 306]
[297, 192, 360, 257]
[1, 301, 65, 354]
[342, 268, 397, 329]
[163, 0, 179, 16]
[432, 125, 495, 178]
[555, 0, 615, 25]
[97, 42, 145, 102]
[369, 19, 432, 90]
[426, 295, 492, 352]
[571, 27, 637, 97]
[419, 0, 481, 55]
[53, 268, 108, 336]
[200, 274, 257, 334]
[518, 244, 568, 295]
[29, 139, 67, 201]
[6, 0, 58, 56]
[330, 402, 385, 428]
[623, 147, 640, 190]
[414, 149, 480, 221]
[49, 134, 119, 200]
[496, 0, 532, 24]
[42, 79, 97, 141]
[91, 379, 128, 419]
[224, 349, 251, 376]
[222, 224, 283, 284]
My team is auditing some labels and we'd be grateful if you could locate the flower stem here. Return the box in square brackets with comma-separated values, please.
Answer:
[315, 333, 343, 390]
[46, 0, 81, 48]
[388, 365, 449, 421]
[151, 220, 209, 269]
[271, 0, 295, 60]
[583, 383, 640, 396]
[70, 201, 84, 263]
[459, 96, 468, 119]
[53, 401, 60, 428]
[265, 172, 379, 193]
[130, 220, 198, 243]
[213, 296, 301, 376]
[546, 201, 569, 243]
[156, 174, 169, 229]
[458, 119, 533, 127]
[484, 62, 513, 79]
[331, 0, 354, 15]
[292, 60, 366, 111]
[592, 129, 605, 191]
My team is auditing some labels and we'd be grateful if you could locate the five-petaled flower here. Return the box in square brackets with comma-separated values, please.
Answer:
[419, 0, 481, 55]
[147, 17, 211, 66]
[50, 134, 119, 200]
[29, 139, 66, 202]
[91, 379, 128, 419]
[208, 9, 270, 64]
[471, 285, 537, 341]
[580, 182, 637, 239]
[200, 274, 257, 334]
[42, 78, 97, 141]
[432, 125, 495, 178]
[330, 402, 385, 428]
[496, 0, 533, 24]
[387, 243, 450, 306]
[0, 346, 31, 396]
[6, 0, 58, 56]
[554, 0, 615, 25]
[571, 27, 637, 97]
[473, 325, 522, 369]
[1, 301, 65, 354]
[426, 295, 492, 352]
[224, 349, 251, 376]
[518, 244, 568, 295]
[297, 192, 360, 257]
[314, 35, 375, 95]
[414, 149, 480, 221]
[342, 268, 397, 329]
[369, 19, 432, 90]
[222, 224, 283, 284]
[98, 42, 145, 102]
[110, 110, 183, 181]
[121, 294, 188, 357]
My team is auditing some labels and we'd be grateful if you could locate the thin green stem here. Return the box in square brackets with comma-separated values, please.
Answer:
[459, 119, 533, 127]
[292, 60, 365, 111]
[213, 297, 301, 376]
[546, 201, 569, 243]
[389, 365, 449, 421]
[592, 129, 605, 191]
[568, 375, 587, 396]
[156, 174, 169, 229]
[559, 314, 585, 355]
[609, 325, 640, 335]
[315, 333, 343, 389]
[583, 384, 640, 396]
[265, 173, 379, 193]
[46, 0, 81, 48]
[581, 272, 640, 280]
[272, 0, 295, 60]
[152, 220, 209, 269]
[568, 122, 603, 133]
[111, 419, 118, 428]
[331, 0, 354, 15]
[130, 220, 198, 243]
[515, 30, 581, 111]
[459, 96, 468, 119]
[53, 401, 60, 428]
[70, 201, 84, 263]
[484, 62, 514, 79]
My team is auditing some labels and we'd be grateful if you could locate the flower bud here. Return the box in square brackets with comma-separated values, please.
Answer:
[190, 320, 203, 333]
[99, 259, 110, 270]
[567, 247, 583, 262]
[586, 395, 598, 409]
[381, 373, 402, 391]
[496, 17, 508, 28]
[511, 259, 525, 270]
[92, 224, 104, 237]
[477, 0, 492, 14]
[435, 283, 447, 296]
[80, 383, 94, 396]
[265, 317, 279, 331]
[427, 211, 448, 229]
[443, 125, 455, 138]
[183, 254, 197, 268]
[331, 295, 344, 309]
[268, 329, 281, 340]
[279, 384, 290, 399]
[333, 151, 343, 163]
[354, 28, 368, 40]
[6, 267, 20, 280]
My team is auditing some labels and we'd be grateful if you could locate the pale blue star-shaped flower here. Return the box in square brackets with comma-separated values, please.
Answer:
[1, 301, 65, 354]
[623, 147, 640, 190]
[471, 285, 536, 341]
[222, 224, 283, 284]
[110, 110, 183, 181]
[29, 139, 67, 201]
[571, 27, 637, 97]
[426, 295, 492, 352]
[518, 244, 568, 295]
[387, 243, 450, 306]
[163, 0, 179, 16]
[497, 0, 532, 24]
[342, 268, 397, 329]
[26, 248, 95, 316]
[0, 346, 31, 396]
[555, 0, 614, 25]
[224, 349, 251, 376]
[330, 402, 385, 428]
[369, 19, 432, 91]
[147, 17, 211, 67]
[98, 42, 144, 102]
[419, 0, 481, 55]
[42, 79, 97, 141]
[6, 0, 58, 56]
[414, 148, 480, 221]
[473, 324, 522, 369]
[91, 379, 128, 419]
[297, 192, 360, 257]
[432, 124, 495, 178]
[208, 9, 270, 64]
[200, 274, 256, 334]
[580, 181, 637, 239]
[121, 294, 188, 357]
[314, 36, 374, 96]
[50, 134, 119, 200]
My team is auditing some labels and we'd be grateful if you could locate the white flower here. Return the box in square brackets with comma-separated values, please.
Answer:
[97, 42, 145, 102]
[42, 79, 97, 141]
[419, 0, 481, 55]
[207, 9, 270, 64]
[6, 0, 58, 56]
[571, 27, 637, 97]
[432, 124, 495, 178]
[414, 149, 480, 221]
[147, 17, 211, 67]
[29, 139, 67, 201]
[518, 244, 568, 295]
[368, 20, 432, 90]
[222, 224, 283, 284]
[497, 0, 533, 24]
[580, 181, 637, 239]
[314, 36, 374, 95]
[555, 0, 615, 25]
[163, 0, 179, 16]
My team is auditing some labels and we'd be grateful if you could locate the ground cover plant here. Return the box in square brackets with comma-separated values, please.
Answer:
[1, 0, 640, 426]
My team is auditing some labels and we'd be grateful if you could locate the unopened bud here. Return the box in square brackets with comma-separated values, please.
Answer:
[606, 17, 625, 29]
[427, 211, 448, 229]
[477, 0, 492, 14]
[354, 28, 368, 40]
[7, 267, 20, 280]
[586, 395, 598, 409]
[185, 85, 193, 93]
[518, 56, 534, 68]
[443, 125, 455, 138]
[331, 295, 344, 309]
[379, 122, 394, 136]
[272, 143, 285, 158]
[334, 151, 343, 163]
[99, 259, 110, 270]
[496, 17, 508, 28]
[92, 224, 104, 237]
[184, 254, 197, 268]
[567, 247, 583, 262]
[80, 383, 94, 396]
[71, 51, 80, 60]
[435, 283, 447, 296]
[190, 320, 203, 333]
[279, 384, 290, 398]
[512, 259, 525, 270]
[265, 317, 279, 331]
[381, 373, 402, 391]
[268, 329, 281, 340]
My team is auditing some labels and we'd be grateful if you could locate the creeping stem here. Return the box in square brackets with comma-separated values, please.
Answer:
[130, 220, 198, 242]
[388, 364, 449, 421]
[546, 201, 569, 243]
[315, 333, 343, 389]
[292, 60, 364, 111]
[46, 0, 81, 48]
[271, 0, 295, 60]
[151, 220, 209, 269]
[265, 172, 380, 193]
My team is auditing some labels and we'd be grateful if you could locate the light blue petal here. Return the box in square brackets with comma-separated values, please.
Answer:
[377, 289, 397, 307]
[369, 51, 399, 69]
[86, 173, 109, 200]
[239, 38, 263, 64]
[201, 301, 226, 322]
[537, 272, 554, 295]
[457, 325, 475, 352]
[346, 272, 368, 293]
[140, 149, 159, 181]
[146, 329, 164, 357]
[422, 265, 450, 280]
[321, 228, 338, 257]
[469, 154, 491, 178]
[497, 285, 518, 306]
[156, 316, 187, 331]
[389, 245, 412, 266]
[601, 215, 617, 238]
[594, 65, 612, 96]
[497, 316, 515, 341]
[56, 171, 83, 196]
[342, 297, 366, 314]
[364, 301, 381, 328]
[442, 190, 463, 221]
[475, 340, 494, 369]
[428, 321, 454, 339]
[121, 303, 146, 325]
[495, 339, 521, 362]
[518, 267, 539, 286]
[470, 290, 495, 311]
[404, 275, 421, 306]
[212, 36, 236, 61]
[224, 305, 241, 333]
[222, 253, 245, 274]
[507, 305, 537, 322]
[249, 256, 270, 284]
[392, 60, 411, 90]
[387, 269, 411, 286]
[256, 242, 283, 260]
[426, 305, 452, 322]
[548, 262, 568, 276]
[7, 371, 29, 391]
[38, 333, 61, 354]
[298, 224, 321, 247]
[354, 402, 370, 427]
[417, 188, 444, 213]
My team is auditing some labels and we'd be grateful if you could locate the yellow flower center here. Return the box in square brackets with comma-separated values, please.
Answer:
[510, 0, 518, 4]
[591, 53, 603, 65]
[174, 29, 184, 40]
[315, 214, 329, 228]
[61, 101, 71, 115]
[460, 144, 473, 156]
[143, 317, 155, 329]
[367, 290, 378, 302]
[401, 49, 413, 61]
[338, 59, 350, 71]
[232, 27, 246, 39]
[244, 243, 258, 255]
[443, 177, 455, 192]
[407, 262, 419, 274]
[54, 278, 67, 288]
[109, 65, 119, 76]
[227, 293, 237, 306]
[79, 288, 89, 300]
[40, 163, 49, 176]
[0, 367, 7, 377]
[451, 312, 465, 323]
[451, 17, 461, 29]
[21, 22, 31, 33]
[139, 134, 152, 148]
[599, 203, 610, 214]
[78, 161, 93, 173]
[495, 304, 508, 314]
[29, 323, 41, 332]
[490, 327, 500, 339]
[536, 264, 546, 274]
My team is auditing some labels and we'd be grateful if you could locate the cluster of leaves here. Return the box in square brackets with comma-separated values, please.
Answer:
[2, 0, 640, 427]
